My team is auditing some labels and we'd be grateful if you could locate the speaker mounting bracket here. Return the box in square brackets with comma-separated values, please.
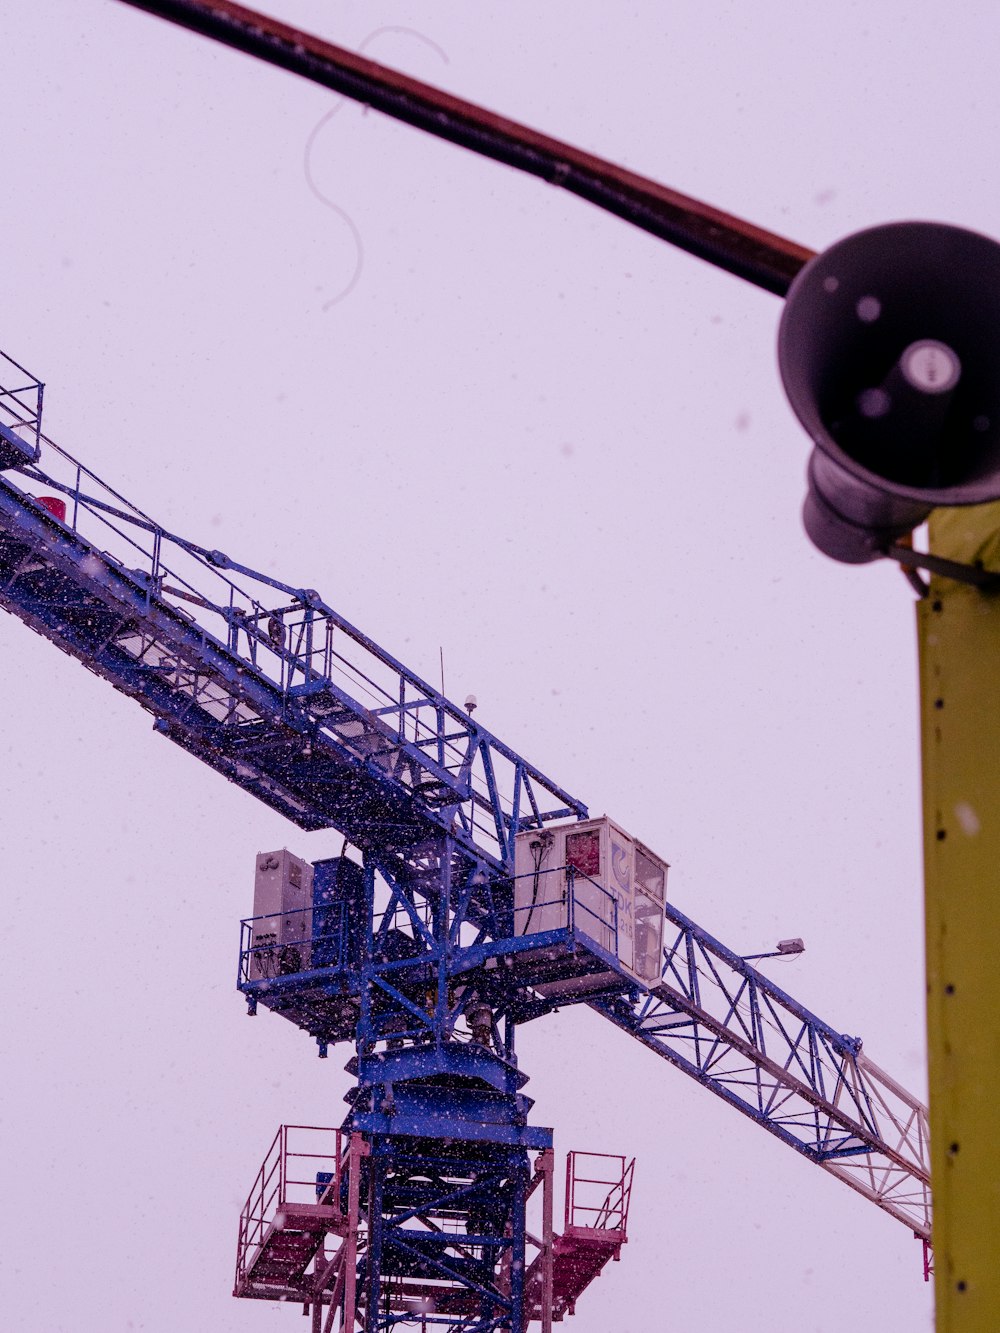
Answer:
[885, 543, 1000, 596]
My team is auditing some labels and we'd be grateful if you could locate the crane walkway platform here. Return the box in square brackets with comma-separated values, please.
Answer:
[236, 1201, 345, 1301]
[234, 1126, 348, 1302]
[525, 1225, 627, 1322]
[238, 865, 644, 1050]
[234, 1132, 634, 1325]
[524, 1150, 634, 1323]
[0, 352, 588, 872]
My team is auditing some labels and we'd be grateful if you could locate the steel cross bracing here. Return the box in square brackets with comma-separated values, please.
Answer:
[251, 846, 930, 1241]
[588, 902, 931, 1239]
[0, 351, 583, 873]
[0, 347, 931, 1249]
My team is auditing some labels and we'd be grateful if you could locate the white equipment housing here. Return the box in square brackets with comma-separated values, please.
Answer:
[250, 849, 314, 979]
[513, 817, 668, 985]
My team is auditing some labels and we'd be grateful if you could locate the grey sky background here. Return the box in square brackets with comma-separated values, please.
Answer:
[6, 1, 992, 1328]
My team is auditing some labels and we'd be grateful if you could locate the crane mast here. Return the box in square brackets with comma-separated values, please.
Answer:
[0, 350, 929, 1327]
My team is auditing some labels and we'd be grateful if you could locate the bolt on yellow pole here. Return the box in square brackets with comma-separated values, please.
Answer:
[918, 502, 1000, 1331]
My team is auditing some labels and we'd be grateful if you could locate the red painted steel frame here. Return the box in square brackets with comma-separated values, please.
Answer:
[565, 1150, 634, 1233]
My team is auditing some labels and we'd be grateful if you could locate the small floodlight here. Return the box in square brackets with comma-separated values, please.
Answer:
[743, 937, 806, 963]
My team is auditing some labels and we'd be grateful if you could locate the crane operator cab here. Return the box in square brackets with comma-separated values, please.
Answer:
[513, 817, 668, 989]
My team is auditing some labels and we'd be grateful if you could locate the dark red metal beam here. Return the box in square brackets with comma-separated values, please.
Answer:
[116, 0, 814, 295]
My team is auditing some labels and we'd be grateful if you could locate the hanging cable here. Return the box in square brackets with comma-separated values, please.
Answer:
[116, 0, 813, 294]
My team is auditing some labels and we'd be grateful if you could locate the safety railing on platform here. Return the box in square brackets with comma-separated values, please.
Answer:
[0, 342, 589, 863]
[238, 904, 347, 985]
[234, 1124, 344, 1290]
[512, 865, 619, 958]
[0, 349, 43, 456]
[240, 865, 623, 995]
[565, 1151, 634, 1234]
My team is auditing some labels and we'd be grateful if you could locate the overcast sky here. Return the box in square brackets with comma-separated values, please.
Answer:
[7, 2, 994, 1329]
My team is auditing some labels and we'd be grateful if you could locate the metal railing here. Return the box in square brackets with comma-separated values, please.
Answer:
[0, 345, 587, 863]
[238, 903, 347, 985]
[234, 1124, 344, 1289]
[239, 865, 622, 992]
[0, 349, 43, 457]
[511, 864, 619, 956]
[565, 1151, 634, 1234]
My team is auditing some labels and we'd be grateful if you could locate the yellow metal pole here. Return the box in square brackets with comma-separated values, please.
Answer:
[918, 502, 1000, 1330]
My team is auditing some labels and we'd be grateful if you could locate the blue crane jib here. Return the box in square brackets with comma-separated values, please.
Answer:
[0, 349, 932, 1328]
[0, 351, 584, 873]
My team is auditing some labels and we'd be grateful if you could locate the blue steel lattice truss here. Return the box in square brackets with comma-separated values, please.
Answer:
[238, 856, 930, 1242]
[0, 349, 930, 1329]
[0, 352, 583, 872]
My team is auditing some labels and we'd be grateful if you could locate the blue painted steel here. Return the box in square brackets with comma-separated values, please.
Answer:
[348, 1052, 550, 1150]
[238, 859, 638, 1053]
[360, 1134, 534, 1330]
[0, 346, 929, 1305]
[583, 899, 930, 1237]
[0, 351, 42, 468]
[0, 350, 585, 871]
[236, 836, 930, 1237]
[312, 856, 364, 967]
[331, 839, 551, 1330]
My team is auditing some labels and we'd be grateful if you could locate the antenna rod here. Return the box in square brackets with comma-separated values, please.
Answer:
[116, 0, 814, 296]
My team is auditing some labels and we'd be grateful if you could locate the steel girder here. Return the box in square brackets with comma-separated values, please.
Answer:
[588, 901, 931, 1239]
[0, 351, 585, 867]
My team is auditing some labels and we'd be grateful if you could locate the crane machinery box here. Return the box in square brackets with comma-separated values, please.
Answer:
[311, 856, 365, 968]
[250, 849, 313, 979]
[513, 818, 668, 985]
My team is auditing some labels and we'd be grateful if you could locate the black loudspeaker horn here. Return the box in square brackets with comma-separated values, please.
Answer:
[778, 221, 1000, 563]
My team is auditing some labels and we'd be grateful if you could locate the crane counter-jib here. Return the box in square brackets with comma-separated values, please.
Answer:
[0, 348, 586, 871]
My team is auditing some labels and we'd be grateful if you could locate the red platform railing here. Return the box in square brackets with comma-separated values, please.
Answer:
[234, 1124, 344, 1291]
[565, 1150, 635, 1234]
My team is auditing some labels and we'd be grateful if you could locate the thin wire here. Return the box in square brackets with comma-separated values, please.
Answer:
[303, 26, 449, 310]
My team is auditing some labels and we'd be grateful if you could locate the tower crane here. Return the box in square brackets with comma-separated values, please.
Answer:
[106, 8, 1000, 1328]
[0, 347, 929, 1330]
